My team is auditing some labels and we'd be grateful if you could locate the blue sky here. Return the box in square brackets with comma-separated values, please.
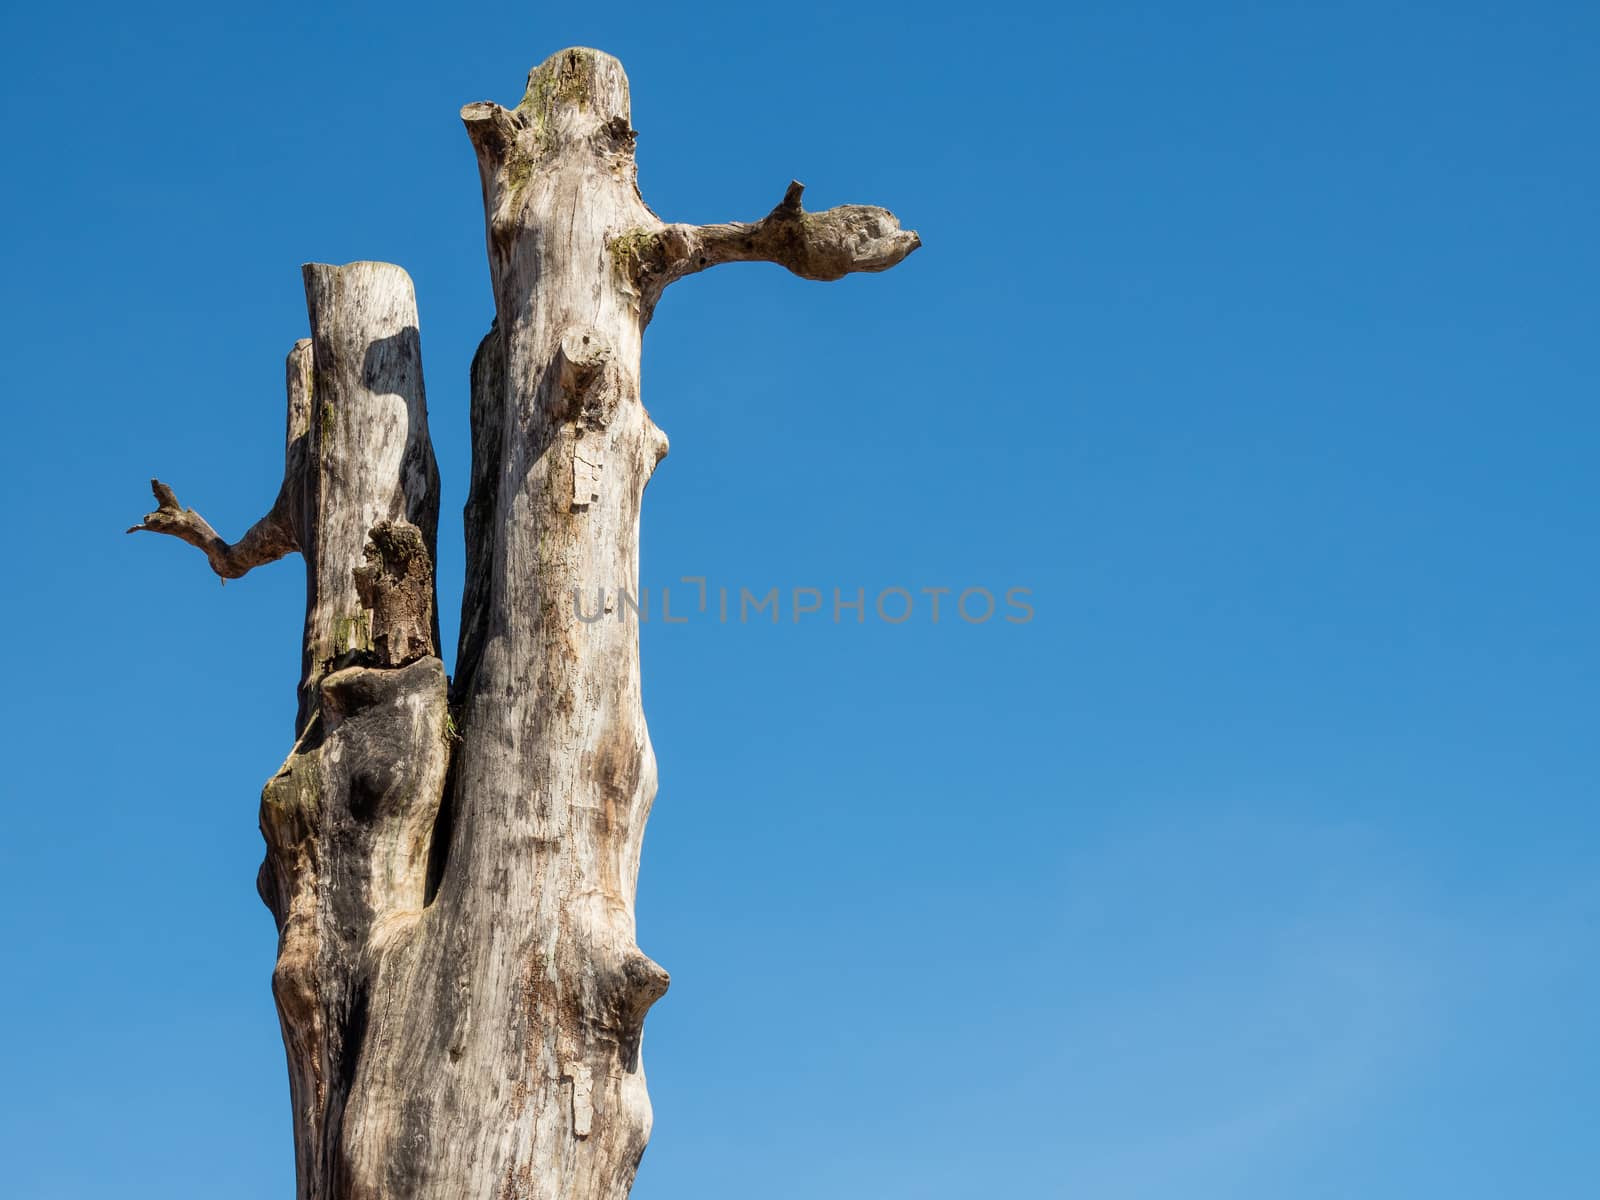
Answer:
[2, 1, 1596, 1197]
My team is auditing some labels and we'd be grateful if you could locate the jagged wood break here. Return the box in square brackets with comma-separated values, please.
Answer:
[131, 46, 918, 1200]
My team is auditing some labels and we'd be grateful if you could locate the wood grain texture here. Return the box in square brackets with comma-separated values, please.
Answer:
[133, 262, 448, 1199]
[132, 46, 917, 1200]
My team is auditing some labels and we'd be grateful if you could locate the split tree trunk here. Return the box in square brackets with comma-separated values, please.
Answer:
[132, 46, 917, 1200]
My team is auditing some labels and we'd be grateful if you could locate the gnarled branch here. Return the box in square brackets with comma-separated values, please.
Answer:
[613, 180, 921, 314]
[127, 477, 297, 581]
[128, 338, 313, 581]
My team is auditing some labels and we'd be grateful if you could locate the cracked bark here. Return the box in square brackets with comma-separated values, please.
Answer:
[132, 45, 916, 1200]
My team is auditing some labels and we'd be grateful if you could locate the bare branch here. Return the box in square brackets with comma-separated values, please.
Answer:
[127, 477, 297, 581]
[614, 180, 921, 310]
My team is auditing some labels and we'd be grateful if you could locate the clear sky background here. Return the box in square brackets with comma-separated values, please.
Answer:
[2, 2, 1596, 1197]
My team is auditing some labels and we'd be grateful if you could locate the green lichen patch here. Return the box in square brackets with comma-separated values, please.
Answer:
[519, 47, 598, 117]
[260, 752, 322, 842]
[333, 611, 371, 656]
[607, 227, 665, 284]
[504, 148, 536, 194]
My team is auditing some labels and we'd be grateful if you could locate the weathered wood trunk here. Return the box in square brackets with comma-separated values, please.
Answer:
[132, 46, 916, 1200]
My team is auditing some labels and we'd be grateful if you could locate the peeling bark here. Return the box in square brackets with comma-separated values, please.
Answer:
[353, 521, 436, 669]
[131, 45, 917, 1200]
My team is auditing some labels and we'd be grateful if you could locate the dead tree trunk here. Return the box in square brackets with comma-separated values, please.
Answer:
[132, 46, 917, 1200]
